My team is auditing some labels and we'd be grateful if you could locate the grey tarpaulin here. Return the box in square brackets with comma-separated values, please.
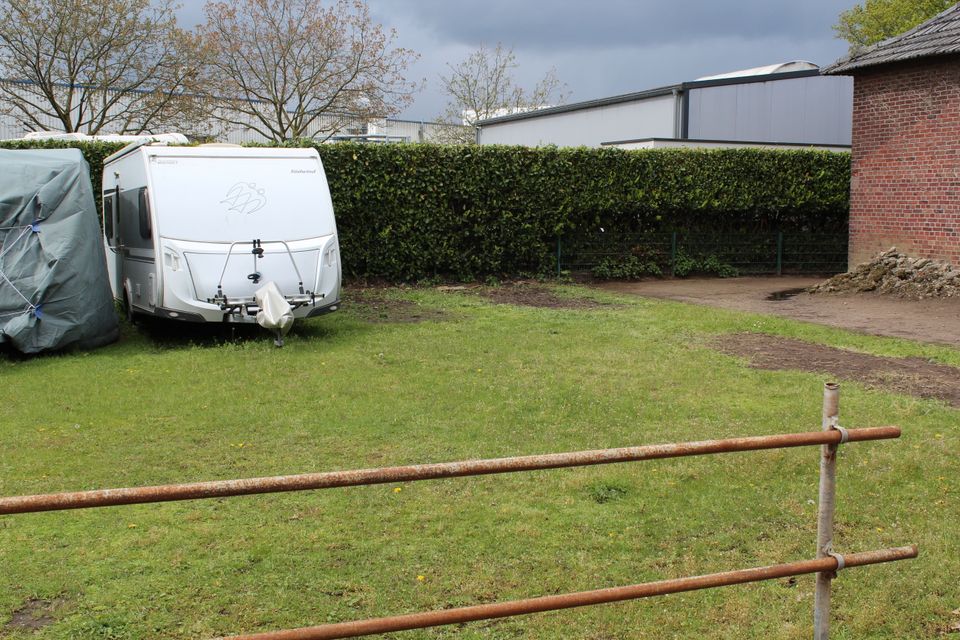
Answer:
[0, 149, 118, 353]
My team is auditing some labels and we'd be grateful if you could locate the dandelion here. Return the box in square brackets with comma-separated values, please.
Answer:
[128, 523, 137, 529]
[393, 487, 402, 493]
[416, 575, 425, 582]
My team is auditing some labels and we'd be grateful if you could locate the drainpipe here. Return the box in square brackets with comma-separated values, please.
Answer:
[672, 88, 682, 139]
[672, 88, 690, 140]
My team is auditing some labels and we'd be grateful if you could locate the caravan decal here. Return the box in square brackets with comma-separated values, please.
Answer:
[221, 182, 266, 215]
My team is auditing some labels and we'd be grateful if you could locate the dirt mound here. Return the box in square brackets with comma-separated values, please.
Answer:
[344, 289, 446, 323]
[715, 332, 960, 408]
[808, 248, 960, 299]
[479, 283, 612, 309]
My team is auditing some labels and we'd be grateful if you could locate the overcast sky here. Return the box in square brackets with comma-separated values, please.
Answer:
[174, 0, 856, 122]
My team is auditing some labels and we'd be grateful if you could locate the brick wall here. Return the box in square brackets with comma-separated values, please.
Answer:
[849, 56, 960, 266]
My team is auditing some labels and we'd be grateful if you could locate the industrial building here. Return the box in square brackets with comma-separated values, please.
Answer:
[476, 62, 853, 150]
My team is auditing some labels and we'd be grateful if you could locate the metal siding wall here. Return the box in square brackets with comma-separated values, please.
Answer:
[479, 95, 676, 147]
[687, 76, 853, 145]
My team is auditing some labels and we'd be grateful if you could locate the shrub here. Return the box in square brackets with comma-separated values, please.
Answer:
[0, 140, 849, 282]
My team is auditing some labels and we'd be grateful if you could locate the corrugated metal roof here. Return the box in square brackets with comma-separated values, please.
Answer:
[824, 3, 960, 74]
[696, 60, 818, 80]
[476, 68, 822, 127]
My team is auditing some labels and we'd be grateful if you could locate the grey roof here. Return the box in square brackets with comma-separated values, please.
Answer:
[476, 69, 821, 127]
[824, 3, 960, 74]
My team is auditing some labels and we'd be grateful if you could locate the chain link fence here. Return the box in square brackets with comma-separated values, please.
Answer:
[558, 231, 848, 278]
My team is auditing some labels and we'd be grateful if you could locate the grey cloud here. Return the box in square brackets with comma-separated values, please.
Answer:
[374, 0, 852, 51]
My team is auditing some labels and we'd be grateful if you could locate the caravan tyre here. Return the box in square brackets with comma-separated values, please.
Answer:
[123, 292, 137, 326]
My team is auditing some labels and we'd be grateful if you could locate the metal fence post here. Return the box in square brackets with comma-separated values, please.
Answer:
[556, 236, 562, 276]
[776, 231, 783, 276]
[814, 382, 840, 639]
[670, 232, 677, 277]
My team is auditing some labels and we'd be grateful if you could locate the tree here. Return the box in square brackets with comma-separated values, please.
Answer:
[0, 0, 205, 135]
[438, 43, 568, 144]
[834, 0, 954, 52]
[197, 0, 419, 142]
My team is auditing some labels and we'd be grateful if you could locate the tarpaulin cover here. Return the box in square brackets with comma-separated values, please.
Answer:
[0, 149, 119, 353]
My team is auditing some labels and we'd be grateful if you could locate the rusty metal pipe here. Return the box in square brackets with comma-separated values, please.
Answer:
[219, 546, 918, 640]
[0, 427, 900, 515]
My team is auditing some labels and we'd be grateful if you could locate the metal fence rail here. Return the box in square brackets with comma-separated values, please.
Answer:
[0, 426, 899, 515]
[221, 546, 919, 640]
[559, 230, 848, 276]
[0, 384, 915, 639]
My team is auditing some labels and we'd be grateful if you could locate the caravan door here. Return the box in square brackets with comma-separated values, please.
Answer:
[117, 186, 157, 314]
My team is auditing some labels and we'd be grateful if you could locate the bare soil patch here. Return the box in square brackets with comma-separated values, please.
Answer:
[343, 289, 446, 323]
[715, 332, 960, 408]
[4, 597, 68, 632]
[598, 277, 960, 348]
[479, 283, 612, 309]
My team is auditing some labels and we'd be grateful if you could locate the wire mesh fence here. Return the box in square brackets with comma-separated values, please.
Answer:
[558, 230, 848, 277]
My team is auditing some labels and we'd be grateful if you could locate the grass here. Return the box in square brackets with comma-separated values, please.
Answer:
[0, 285, 956, 639]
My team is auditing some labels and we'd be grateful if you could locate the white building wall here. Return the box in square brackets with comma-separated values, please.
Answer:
[686, 75, 853, 145]
[478, 94, 677, 147]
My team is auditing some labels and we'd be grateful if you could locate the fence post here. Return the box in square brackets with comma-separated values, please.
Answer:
[556, 236, 562, 276]
[670, 232, 677, 277]
[776, 231, 783, 276]
[814, 382, 840, 639]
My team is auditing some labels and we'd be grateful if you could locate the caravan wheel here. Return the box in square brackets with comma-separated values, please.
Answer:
[123, 292, 137, 325]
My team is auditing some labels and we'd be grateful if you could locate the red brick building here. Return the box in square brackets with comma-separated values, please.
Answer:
[824, 6, 960, 266]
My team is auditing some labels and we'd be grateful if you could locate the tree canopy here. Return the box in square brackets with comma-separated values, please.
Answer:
[834, 0, 955, 51]
[0, 0, 204, 134]
[197, 0, 420, 142]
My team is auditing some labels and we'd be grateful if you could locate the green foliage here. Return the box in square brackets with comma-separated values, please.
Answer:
[591, 255, 662, 280]
[672, 251, 740, 278]
[834, 0, 953, 50]
[0, 140, 849, 282]
[311, 143, 848, 281]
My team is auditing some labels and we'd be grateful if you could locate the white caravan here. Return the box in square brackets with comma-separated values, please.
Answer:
[101, 144, 341, 336]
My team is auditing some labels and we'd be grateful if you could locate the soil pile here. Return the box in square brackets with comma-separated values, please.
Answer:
[808, 248, 960, 299]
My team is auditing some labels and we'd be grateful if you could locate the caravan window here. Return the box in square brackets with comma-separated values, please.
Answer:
[103, 193, 115, 245]
[138, 188, 151, 239]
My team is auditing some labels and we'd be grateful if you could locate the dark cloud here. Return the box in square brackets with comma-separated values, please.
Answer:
[175, 0, 855, 121]
[372, 0, 850, 50]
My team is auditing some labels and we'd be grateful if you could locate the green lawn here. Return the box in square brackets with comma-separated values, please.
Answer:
[0, 285, 956, 639]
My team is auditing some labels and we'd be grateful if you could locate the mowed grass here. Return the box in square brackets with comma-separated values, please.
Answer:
[0, 285, 956, 639]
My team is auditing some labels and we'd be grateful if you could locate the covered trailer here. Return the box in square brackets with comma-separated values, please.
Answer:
[0, 149, 119, 353]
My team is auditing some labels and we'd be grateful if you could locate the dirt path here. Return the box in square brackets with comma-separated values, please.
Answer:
[715, 333, 960, 408]
[598, 277, 960, 348]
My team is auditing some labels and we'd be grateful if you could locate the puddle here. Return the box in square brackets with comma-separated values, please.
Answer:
[766, 287, 807, 301]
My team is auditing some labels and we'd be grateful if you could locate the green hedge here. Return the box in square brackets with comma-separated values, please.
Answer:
[0, 140, 850, 281]
[311, 144, 849, 280]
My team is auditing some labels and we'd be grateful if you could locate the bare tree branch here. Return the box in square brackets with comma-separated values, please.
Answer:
[0, 0, 206, 135]
[197, 0, 421, 142]
[437, 43, 568, 144]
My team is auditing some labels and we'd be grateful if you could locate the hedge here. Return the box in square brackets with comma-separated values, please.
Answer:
[0, 140, 850, 281]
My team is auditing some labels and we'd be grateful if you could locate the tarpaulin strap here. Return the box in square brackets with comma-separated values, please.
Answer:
[30, 220, 42, 233]
[0, 225, 39, 314]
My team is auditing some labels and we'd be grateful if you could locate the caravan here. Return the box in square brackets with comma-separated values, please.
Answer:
[101, 144, 341, 337]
